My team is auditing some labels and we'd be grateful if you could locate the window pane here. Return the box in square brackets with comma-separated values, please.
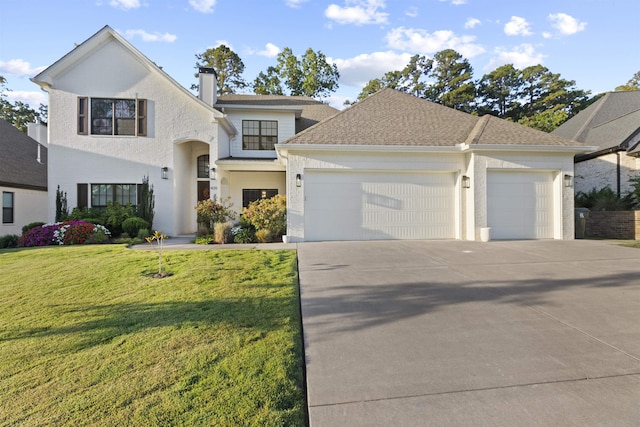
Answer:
[115, 118, 135, 135]
[198, 155, 210, 178]
[2, 192, 14, 224]
[115, 100, 136, 119]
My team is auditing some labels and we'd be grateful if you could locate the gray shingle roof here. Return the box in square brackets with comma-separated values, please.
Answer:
[552, 91, 640, 152]
[280, 88, 582, 147]
[216, 94, 339, 133]
[0, 119, 47, 190]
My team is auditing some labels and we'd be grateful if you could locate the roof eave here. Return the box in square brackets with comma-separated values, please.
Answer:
[461, 143, 596, 154]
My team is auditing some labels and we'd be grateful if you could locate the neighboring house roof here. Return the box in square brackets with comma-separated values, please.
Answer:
[216, 94, 339, 133]
[552, 91, 640, 156]
[280, 88, 583, 148]
[0, 118, 47, 191]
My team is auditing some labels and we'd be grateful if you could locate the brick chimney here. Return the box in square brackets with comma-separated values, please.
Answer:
[198, 67, 217, 106]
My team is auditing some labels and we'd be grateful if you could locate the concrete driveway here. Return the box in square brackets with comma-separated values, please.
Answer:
[297, 240, 640, 426]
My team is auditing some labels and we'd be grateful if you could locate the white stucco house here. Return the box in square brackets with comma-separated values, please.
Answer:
[32, 25, 589, 242]
[31, 26, 336, 236]
[0, 118, 48, 236]
[552, 90, 640, 196]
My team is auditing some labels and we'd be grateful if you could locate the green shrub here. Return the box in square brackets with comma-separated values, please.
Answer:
[575, 187, 635, 211]
[0, 235, 19, 249]
[137, 228, 150, 240]
[214, 222, 233, 244]
[104, 202, 135, 236]
[22, 222, 45, 234]
[195, 197, 237, 236]
[195, 235, 214, 245]
[255, 229, 273, 243]
[233, 227, 256, 244]
[122, 217, 150, 237]
[242, 195, 286, 240]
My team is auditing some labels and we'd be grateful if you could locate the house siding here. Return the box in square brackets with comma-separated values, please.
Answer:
[226, 110, 296, 159]
[45, 38, 221, 235]
[1, 186, 48, 236]
[575, 153, 640, 196]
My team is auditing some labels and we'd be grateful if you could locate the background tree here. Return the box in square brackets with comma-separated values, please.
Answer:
[0, 75, 46, 132]
[615, 70, 640, 91]
[253, 66, 284, 95]
[476, 64, 522, 119]
[253, 47, 340, 99]
[424, 49, 476, 112]
[355, 54, 432, 101]
[194, 45, 247, 94]
[516, 65, 591, 130]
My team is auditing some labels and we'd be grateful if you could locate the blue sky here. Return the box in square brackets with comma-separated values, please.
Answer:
[1, 0, 638, 110]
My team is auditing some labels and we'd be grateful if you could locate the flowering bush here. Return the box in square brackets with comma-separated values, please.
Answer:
[242, 195, 286, 242]
[195, 197, 237, 236]
[18, 221, 111, 247]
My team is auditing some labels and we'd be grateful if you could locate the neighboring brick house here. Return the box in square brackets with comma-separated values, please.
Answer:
[552, 91, 640, 196]
[0, 118, 48, 236]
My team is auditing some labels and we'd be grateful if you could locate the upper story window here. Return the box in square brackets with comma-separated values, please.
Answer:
[78, 97, 147, 136]
[242, 120, 278, 150]
[197, 155, 210, 178]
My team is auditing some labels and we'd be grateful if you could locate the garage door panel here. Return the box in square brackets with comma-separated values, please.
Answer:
[487, 171, 554, 240]
[305, 171, 455, 241]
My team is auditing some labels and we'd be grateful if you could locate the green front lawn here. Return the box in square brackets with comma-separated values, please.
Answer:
[0, 245, 305, 426]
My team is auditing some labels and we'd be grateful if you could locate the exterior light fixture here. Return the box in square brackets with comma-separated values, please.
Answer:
[564, 174, 573, 188]
[296, 173, 302, 187]
[161, 167, 169, 179]
[210, 167, 216, 180]
[461, 175, 471, 189]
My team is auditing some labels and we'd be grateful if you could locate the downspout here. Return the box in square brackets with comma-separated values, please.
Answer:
[616, 152, 621, 197]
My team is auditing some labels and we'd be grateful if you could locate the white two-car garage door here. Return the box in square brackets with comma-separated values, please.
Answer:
[487, 171, 555, 240]
[304, 171, 455, 241]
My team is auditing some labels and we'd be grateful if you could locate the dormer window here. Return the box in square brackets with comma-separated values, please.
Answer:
[78, 97, 147, 136]
[242, 120, 278, 150]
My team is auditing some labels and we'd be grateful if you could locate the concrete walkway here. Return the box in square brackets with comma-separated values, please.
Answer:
[297, 240, 640, 426]
[130, 234, 297, 251]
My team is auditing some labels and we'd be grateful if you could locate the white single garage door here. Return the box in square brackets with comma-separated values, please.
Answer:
[304, 170, 455, 241]
[487, 171, 555, 240]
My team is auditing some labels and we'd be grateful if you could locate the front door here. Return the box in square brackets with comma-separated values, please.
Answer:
[197, 181, 210, 202]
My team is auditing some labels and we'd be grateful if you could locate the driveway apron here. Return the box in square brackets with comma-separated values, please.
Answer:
[297, 240, 640, 426]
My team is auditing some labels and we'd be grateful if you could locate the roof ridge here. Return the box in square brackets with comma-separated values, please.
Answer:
[464, 115, 490, 145]
[590, 104, 640, 129]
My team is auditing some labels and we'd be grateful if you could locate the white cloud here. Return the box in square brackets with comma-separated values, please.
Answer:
[252, 43, 281, 58]
[124, 29, 177, 43]
[385, 27, 485, 58]
[439, 0, 467, 4]
[0, 59, 46, 77]
[465, 18, 481, 29]
[285, 0, 308, 7]
[331, 51, 414, 87]
[548, 13, 587, 36]
[189, 0, 216, 13]
[325, 0, 389, 26]
[2, 90, 48, 108]
[109, 0, 141, 10]
[405, 6, 418, 18]
[504, 16, 533, 36]
[484, 44, 546, 71]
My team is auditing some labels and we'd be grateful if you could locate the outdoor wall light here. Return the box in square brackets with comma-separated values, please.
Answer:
[210, 167, 216, 180]
[161, 167, 169, 179]
[564, 174, 573, 188]
[296, 173, 302, 187]
[461, 175, 471, 189]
